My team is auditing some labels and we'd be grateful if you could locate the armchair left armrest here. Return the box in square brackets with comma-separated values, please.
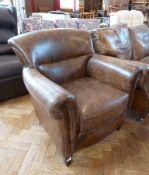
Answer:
[87, 54, 142, 93]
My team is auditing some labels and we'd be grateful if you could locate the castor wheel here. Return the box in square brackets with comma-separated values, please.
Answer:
[130, 110, 144, 122]
[65, 155, 72, 166]
[135, 115, 144, 122]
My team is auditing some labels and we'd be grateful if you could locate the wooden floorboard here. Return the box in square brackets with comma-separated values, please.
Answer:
[0, 95, 149, 175]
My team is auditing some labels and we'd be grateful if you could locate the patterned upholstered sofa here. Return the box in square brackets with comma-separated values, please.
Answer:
[22, 18, 108, 33]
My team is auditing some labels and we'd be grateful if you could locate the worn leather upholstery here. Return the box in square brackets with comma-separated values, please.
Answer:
[0, 7, 27, 101]
[9, 29, 141, 165]
[92, 24, 132, 60]
[63, 77, 128, 133]
[92, 24, 149, 118]
[129, 24, 149, 61]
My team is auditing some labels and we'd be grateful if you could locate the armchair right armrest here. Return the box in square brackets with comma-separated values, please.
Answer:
[117, 60, 149, 87]
[87, 54, 142, 93]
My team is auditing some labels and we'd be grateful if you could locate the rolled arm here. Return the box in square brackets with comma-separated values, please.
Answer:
[118, 59, 149, 87]
[87, 54, 142, 93]
[119, 59, 149, 98]
[23, 67, 76, 120]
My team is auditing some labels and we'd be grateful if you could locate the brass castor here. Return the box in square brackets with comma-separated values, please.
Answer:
[130, 110, 144, 122]
[116, 124, 123, 131]
[65, 155, 72, 166]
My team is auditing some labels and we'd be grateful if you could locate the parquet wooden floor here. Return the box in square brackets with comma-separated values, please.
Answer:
[0, 95, 149, 175]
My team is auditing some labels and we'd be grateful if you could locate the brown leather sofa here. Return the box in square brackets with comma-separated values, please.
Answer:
[9, 29, 141, 165]
[0, 7, 27, 101]
[92, 24, 149, 119]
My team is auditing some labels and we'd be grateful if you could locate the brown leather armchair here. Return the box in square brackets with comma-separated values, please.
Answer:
[9, 29, 141, 165]
[128, 25, 149, 117]
[91, 24, 149, 119]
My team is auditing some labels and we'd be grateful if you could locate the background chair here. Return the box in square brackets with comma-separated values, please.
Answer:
[0, 7, 27, 101]
[109, 10, 144, 26]
[79, 5, 84, 18]
[110, 10, 132, 26]
[107, 0, 130, 14]
[128, 24, 149, 116]
[91, 24, 149, 119]
[9, 29, 141, 165]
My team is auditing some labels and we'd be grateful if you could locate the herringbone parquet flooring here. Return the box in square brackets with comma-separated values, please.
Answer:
[0, 95, 149, 175]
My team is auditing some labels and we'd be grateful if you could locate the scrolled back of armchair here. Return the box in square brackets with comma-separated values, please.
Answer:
[9, 29, 94, 84]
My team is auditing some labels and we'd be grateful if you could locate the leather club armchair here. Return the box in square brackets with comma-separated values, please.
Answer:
[128, 24, 149, 118]
[9, 29, 141, 165]
[91, 24, 149, 119]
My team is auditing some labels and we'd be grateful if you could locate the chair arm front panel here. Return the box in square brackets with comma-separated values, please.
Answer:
[118, 60, 149, 90]
[23, 67, 78, 119]
[23, 67, 80, 159]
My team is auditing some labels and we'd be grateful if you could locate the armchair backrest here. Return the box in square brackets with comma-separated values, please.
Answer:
[111, 10, 132, 26]
[9, 29, 93, 84]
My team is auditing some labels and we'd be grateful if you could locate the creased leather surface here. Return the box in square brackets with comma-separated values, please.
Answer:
[118, 59, 149, 88]
[128, 25, 149, 116]
[9, 29, 141, 163]
[87, 54, 141, 93]
[23, 67, 79, 158]
[129, 24, 149, 61]
[62, 77, 128, 132]
[91, 24, 132, 60]
[92, 24, 149, 117]
[8, 29, 93, 67]
[23, 67, 76, 120]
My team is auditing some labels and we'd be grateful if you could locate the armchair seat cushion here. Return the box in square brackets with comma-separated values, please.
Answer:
[62, 77, 129, 132]
[0, 55, 22, 79]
